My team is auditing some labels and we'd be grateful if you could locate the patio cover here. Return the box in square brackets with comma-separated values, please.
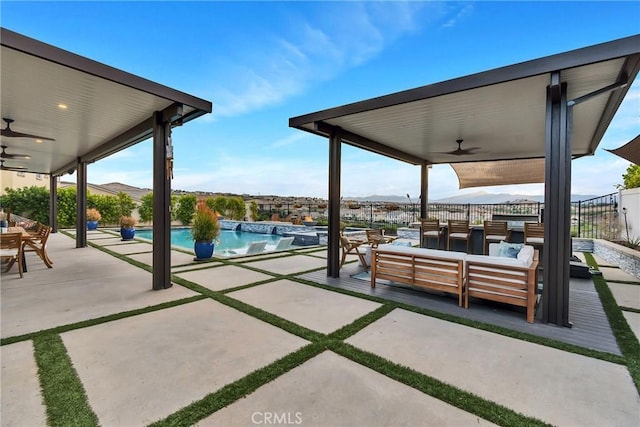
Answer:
[290, 34, 640, 327]
[1, 28, 213, 291]
[606, 134, 640, 165]
[451, 158, 546, 189]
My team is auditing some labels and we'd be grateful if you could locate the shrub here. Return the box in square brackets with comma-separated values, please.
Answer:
[120, 216, 136, 228]
[190, 201, 220, 242]
[86, 208, 101, 221]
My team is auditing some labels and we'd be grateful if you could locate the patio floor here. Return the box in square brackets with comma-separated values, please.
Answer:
[1, 230, 638, 426]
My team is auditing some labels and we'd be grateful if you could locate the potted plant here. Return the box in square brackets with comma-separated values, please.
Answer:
[86, 208, 101, 230]
[119, 215, 136, 241]
[190, 201, 220, 260]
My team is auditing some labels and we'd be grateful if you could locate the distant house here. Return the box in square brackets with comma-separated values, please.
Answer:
[0, 170, 50, 195]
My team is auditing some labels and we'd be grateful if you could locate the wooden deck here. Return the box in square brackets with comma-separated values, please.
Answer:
[299, 262, 621, 355]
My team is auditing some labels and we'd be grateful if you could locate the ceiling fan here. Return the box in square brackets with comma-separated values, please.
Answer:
[0, 159, 27, 171]
[442, 139, 481, 156]
[1, 145, 31, 160]
[1, 118, 55, 141]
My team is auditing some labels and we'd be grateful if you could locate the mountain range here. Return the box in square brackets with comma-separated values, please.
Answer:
[347, 191, 600, 204]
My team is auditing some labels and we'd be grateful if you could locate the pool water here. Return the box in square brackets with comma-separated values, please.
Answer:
[135, 228, 281, 254]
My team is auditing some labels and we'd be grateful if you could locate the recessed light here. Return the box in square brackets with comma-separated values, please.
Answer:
[35, 139, 43, 144]
[58, 103, 68, 110]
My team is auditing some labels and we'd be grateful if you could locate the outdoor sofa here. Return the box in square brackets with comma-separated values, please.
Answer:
[370, 242, 539, 322]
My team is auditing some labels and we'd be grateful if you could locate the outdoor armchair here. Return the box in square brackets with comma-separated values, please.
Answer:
[340, 234, 368, 269]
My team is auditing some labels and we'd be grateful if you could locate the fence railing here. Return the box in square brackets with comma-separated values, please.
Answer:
[258, 192, 619, 240]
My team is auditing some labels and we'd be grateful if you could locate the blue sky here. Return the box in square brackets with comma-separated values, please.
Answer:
[3, 1, 639, 199]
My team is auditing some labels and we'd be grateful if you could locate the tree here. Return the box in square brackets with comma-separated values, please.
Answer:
[622, 164, 640, 189]
[139, 193, 153, 223]
[175, 194, 197, 225]
[226, 196, 246, 220]
[249, 200, 258, 221]
[116, 191, 137, 217]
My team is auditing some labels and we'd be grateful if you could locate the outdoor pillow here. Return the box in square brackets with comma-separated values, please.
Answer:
[498, 241, 524, 258]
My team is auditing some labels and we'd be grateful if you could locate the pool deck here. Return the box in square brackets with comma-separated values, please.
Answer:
[1, 230, 639, 426]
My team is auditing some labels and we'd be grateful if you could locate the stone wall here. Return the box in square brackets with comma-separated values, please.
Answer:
[593, 239, 640, 279]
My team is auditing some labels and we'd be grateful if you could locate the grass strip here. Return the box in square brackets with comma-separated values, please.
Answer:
[87, 242, 154, 272]
[1, 295, 206, 346]
[33, 334, 99, 427]
[171, 276, 325, 343]
[292, 277, 625, 365]
[583, 252, 640, 393]
[329, 341, 551, 427]
[328, 304, 396, 341]
[149, 342, 327, 427]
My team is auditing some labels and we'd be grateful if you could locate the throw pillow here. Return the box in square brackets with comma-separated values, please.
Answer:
[498, 241, 524, 258]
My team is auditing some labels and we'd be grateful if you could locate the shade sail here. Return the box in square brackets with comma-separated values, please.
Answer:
[606, 135, 640, 165]
[451, 158, 546, 189]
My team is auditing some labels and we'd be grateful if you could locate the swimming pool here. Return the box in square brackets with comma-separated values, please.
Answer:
[135, 228, 282, 254]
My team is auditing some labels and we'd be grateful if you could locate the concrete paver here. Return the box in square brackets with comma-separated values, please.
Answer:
[228, 279, 381, 334]
[0, 341, 47, 427]
[199, 351, 497, 426]
[101, 242, 152, 255]
[608, 282, 640, 309]
[623, 310, 640, 342]
[62, 299, 309, 426]
[600, 266, 640, 283]
[347, 308, 640, 427]
[127, 250, 203, 267]
[176, 265, 275, 291]
[1, 233, 195, 339]
[244, 254, 327, 275]
[591, 253, 619, 268]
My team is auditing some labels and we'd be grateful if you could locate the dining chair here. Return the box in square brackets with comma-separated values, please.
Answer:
[1, 232, 24, 278]
[420, 219, 443, 249]
[365, 229, 395, 248]
[447, 220, 471, 252]
[483, 220, 510, 254]
[23, 224, 53, 268]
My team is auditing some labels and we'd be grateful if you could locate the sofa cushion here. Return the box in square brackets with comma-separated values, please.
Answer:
[517, 245, 535, 266]
[498, 241, 524, 258]
[375, 245, 466, 261]
[466, 254, 529, 268]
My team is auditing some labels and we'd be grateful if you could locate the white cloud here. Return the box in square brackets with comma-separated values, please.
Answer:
[206, 2, 437, 118]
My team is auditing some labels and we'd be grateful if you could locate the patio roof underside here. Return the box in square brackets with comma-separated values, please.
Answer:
[0, 28, 212, 177]
[290, 35, 640, 188]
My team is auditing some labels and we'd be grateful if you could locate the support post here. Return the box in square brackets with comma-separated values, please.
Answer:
[75, 160, 87, 248]
[420, 163, 429, 219]
[152, 111, 173, 290]
[49, 175, 58, 233]
[327, 127, 342, 277]
[542, 73, 572, 327]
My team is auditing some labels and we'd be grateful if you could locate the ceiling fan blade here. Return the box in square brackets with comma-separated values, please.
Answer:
[1, 145, 31, 160]
[1, 118, 55, 141]
[0, 160, 27, 171]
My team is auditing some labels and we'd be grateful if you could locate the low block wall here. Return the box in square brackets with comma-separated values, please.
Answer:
[593, 239, 640, 279]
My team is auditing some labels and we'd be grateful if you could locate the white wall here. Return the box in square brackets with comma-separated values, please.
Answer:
[619, 187, 640, 241]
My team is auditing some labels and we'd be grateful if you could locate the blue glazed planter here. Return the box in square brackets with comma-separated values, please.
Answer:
[87, 220, 99, 230]
[194, 241, 215, 260]
[120, 227, 135, 241]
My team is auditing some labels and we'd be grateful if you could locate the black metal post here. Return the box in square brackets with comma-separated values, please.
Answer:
[152, 111, 172, 290]
[49, 175, 58, 232]
[542, 74, 572, 327]
[75, 159, 87, 248]
[327, 127, 342, 277]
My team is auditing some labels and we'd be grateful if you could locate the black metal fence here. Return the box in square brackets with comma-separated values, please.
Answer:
[258, 192, 620, 240]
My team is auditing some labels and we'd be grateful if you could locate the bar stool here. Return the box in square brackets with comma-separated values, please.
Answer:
[524, 222, 544, 265]
[448, 220, 471, 252]
[420, 219, 443, 249]
[483, 220, 510, 254]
